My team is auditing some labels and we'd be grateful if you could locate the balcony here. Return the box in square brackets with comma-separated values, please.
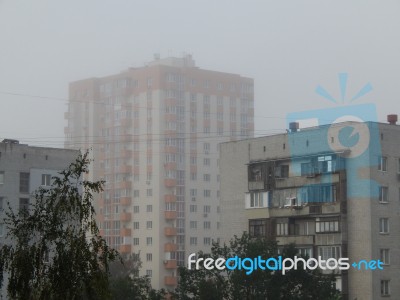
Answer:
[164, 243, 178, 252]
[275, 173, 340, 189]
[164, 276, 177, 286]
[164, 178, 177, 187]
[248, 181, 264, 190]
[276, 235, 315, 245]
[164, 146, 178, 154]
[164, 260, 177, 269]
[117, 181, 132, 189]
[164, 162, 177, 171]
[121, 118, 131, 127]
[117, 165, 132, 173]
[120, 149, 133, 158]
[120, 228, 132, 237]
[165, 114, 177, 122]
[119, 244, 131, 254]
[164, 211, 177, 220]
[164, 194, 177, 202]
[120, 212, 132, 222]
[120, 197, 131, 206]
[164, 227, 177, 236]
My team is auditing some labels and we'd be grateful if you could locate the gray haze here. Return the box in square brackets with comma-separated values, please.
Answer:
[1, 0, 399, 147]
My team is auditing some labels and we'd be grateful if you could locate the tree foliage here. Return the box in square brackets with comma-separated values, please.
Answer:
[108, 254, 166, 300]
[175, 233, 341, 300]
[0, 151, 119, 299]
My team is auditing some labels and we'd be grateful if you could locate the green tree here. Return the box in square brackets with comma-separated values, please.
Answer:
[108, 253, 166, 300]
[0, 151, 119, 299]
[175, 233, 341, 300]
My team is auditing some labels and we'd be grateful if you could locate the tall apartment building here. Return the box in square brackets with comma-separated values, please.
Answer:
[0, 139, 79, 296]
[220, 117, 400, 300]
[64, 55, 254, 289]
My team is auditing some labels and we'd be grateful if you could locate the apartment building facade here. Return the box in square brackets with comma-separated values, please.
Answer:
[0, 139, 79, 296]
[64, 55, 254, 289]
[220, 119, 400, 299]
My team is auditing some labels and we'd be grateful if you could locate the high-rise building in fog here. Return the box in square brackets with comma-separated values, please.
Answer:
[64, 55, 254, 289]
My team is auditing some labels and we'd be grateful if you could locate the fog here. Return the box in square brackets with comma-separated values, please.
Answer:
[1, 0, 399, 147]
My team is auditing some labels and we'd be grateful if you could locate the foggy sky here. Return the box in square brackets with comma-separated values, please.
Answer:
[1, 0, 399, 147]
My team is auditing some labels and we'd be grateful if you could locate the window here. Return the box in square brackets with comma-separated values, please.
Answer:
[0, 197, 3, 210]
[203, 174, 210, 182]
[380, 249, 390, 265]
[398, 158, 400, 173]
[190, 237, 197, 245]
[190, 221, 197, 229]
[19, 198, 29, 211]
[146, 237, 152, 245]
[204, 221, 211, 229]
[0, 171, 4, 184]
[379, 186, 388, 203]
[316, 219, 340, 233]
[133, 238, 139, 245]
[301, 184, 337, 203]
[380, 218, 389, 234]
[134, 206, 139, 213]
[190, 173, 197, 181]
[381, 280, 390, 296]
[146, 253, 152, 261]
[133, 222, 139, 230]
[203, 205, 210, 213]
[146, 221, 152, 229]
[204, 237, 211, 245]
[0, 223, 3, 236]
[41, 174, 51, 186]
[146, 189, 152, 197]
[204, 190, 211, 197]
[248, 164, 263, 181]
[378, 156, 387, 172]
[146, 205, 152, 212]
[190, 205, 197, 213]
[297, 248, 312, 258]
[276, 223, 288, 236]
[318, 246, 341, 261]
[134, 190, 140, 197]
[275, 165, 289, 178]
[204, 158, 210, 166]
[19, 172, 30, 193]
[146, 270, 152, 277]
[245, 192, 268, 208]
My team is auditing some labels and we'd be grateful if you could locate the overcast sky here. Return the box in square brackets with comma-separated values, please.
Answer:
[0, 0, 399, 147]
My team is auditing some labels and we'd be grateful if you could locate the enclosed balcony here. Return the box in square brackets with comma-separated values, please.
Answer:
[120, 212, 132, 222]
[119, 244, 131, 254]
[164, 227, 177, 236]
[164, 211, 177, 220]
[120, 228, 132, 237]
[164, 194, 177, 202]
[164, 276, 177, 286]
[164, 260, 177, 269]
[164, 178, 177, 187]
[120, 197, 131, 206]
[164, 243, 178, 252]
